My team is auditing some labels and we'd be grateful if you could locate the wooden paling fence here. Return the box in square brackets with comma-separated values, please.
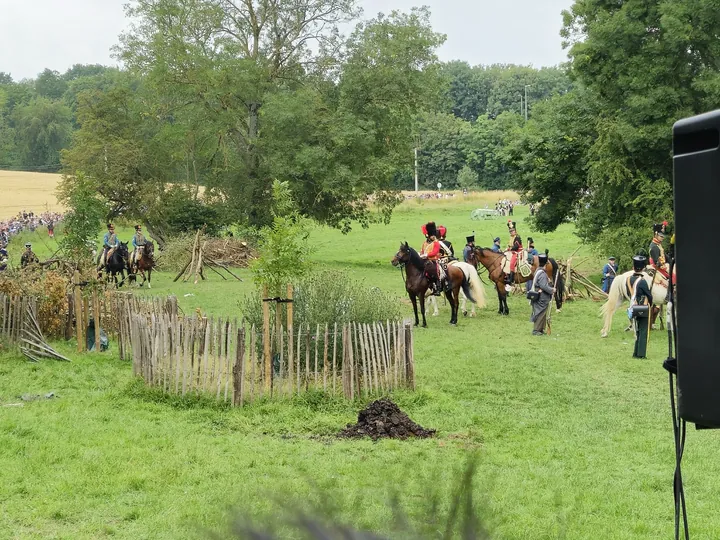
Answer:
[126, 312, 415, 404]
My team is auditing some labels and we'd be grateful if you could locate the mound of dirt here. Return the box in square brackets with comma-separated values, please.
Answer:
[338, 398, 436, 440]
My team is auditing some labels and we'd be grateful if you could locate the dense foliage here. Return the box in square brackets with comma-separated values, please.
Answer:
[506, 0, 720, 256]
[56, 171, 107, 264]
[7, 0, 719, 258]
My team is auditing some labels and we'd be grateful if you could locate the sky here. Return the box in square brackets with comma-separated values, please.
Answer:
[0, 0, 574, 81]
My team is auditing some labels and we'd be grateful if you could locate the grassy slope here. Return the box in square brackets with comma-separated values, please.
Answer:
[1, 195, 718, 539]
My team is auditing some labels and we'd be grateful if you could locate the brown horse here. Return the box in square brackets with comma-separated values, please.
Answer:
[467, 246, 564, 316]
[128, 242, 155, 288]
[392, 242, 485, 326]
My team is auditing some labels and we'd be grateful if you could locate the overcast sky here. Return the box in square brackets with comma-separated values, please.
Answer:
[0, 0, 573, 81]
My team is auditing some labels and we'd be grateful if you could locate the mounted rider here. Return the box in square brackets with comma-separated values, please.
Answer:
[505, 220, 523, 290]
[438, 225, 454, 257]
[648, 222, 670, 279]
[20, 243, 39, 268]
[463, 234, 475, 263]
[525, 237, 539, 292]
[419, 221, 446, 296]
[97, 223, 119, 275]
[131, 224, 146, 267]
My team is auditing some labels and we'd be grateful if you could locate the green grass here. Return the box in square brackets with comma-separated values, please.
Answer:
[2, 197, 717, 539]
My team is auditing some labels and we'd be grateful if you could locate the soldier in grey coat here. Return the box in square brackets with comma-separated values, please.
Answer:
[529, 253, 555, 335]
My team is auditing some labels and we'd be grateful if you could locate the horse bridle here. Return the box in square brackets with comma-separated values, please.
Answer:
[393, 250, 409, 286]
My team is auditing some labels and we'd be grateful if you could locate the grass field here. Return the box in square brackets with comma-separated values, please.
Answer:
[1, 194, 718, 539]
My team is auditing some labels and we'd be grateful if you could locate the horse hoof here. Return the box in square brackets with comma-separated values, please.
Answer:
[462, 311, 468, 317]
[422, 324, 427, 328]
[556, 309, 561, 314]
[601, 332, 608, 338]
[470, 313, 476, 318]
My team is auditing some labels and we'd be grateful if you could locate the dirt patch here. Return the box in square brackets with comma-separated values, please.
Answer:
[338, 398, 436, 440]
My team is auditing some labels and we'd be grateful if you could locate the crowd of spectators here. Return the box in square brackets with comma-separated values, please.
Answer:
[0, 210, 63, 249]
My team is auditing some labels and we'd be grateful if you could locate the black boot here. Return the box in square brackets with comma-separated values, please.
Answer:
[432, 280, 442, 296]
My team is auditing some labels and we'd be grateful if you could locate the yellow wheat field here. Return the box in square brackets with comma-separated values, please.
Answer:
[0, 170, 66, 219]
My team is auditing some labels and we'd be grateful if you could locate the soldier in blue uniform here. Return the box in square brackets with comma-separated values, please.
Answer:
[463, 235, 475, 263]
[601, 256, 618, 293]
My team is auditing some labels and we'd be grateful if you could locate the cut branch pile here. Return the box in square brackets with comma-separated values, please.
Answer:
[20, 302, 70, 362]
[173, 229, 244, 284]
[556, 251, 607, 301]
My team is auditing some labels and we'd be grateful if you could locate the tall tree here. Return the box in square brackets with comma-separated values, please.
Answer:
[35, 69, 68, 100]
[13, 97, 72, 170]
[116, 0, 358, 227]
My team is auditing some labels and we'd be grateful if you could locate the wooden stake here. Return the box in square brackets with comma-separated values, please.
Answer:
[73, 272, 82, 352]
[323, 323, 328, 392]
[332, 322, 337, 395]
[262, 285, 271, 391]
[314, 324, 320, 387]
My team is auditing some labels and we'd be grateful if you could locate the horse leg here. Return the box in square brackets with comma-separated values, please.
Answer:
[420, 292, 427, 328]
[445, 288, 456, 325]
[453, 286, 460, 324]
[147, 268, 152, 289]
[497, 283, 509, 316]
[496, 283, 503, 315]
[428, 295, 438, 316]
[410, 292, 419, 327]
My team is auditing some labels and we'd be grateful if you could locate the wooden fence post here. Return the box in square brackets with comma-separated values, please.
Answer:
[262, 285, 271, 391]
[73, 271, 83, 352]
[287, 284, 294, 397]
[93, 289, 101, 352]
[404, 322, 415, 389]
[233, 324, 246, 406]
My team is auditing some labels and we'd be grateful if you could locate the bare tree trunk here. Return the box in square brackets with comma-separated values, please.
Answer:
[144, 220, 168, 251]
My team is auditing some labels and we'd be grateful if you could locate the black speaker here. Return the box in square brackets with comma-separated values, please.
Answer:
[673, 110, 720, 428]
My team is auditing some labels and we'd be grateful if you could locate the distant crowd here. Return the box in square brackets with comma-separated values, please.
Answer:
[403, 192, 457, 200]
[0, 210, 63, 249]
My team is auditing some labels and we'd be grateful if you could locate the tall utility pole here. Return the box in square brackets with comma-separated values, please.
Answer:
[414, 146, 419, 192]
[524, 85, 531, 121]
[520, 95, 524, 116]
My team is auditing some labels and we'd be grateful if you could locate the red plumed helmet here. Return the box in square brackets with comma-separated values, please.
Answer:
[438, 225, 447, 237]
[421, 224, 428, 236]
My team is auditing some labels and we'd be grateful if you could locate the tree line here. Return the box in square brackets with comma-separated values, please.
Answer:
[4, 0, 713, 258]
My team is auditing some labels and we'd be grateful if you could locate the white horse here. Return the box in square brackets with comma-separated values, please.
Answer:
[427, 261, 485, 317]
[600, 268, 670, 337]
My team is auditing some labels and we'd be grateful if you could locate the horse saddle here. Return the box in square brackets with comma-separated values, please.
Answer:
[502, 251, 530, 277]
[518, 260, 532, 278]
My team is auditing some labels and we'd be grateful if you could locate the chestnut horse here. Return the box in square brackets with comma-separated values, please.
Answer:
[467, 246, 564, 316]
[128, 242, 155, 288]
[392, 242, 485, 326]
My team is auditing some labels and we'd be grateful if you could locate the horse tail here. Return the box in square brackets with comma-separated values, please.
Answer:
[457, 262, 486, 308]
[549, 258, 564, 307]
[600, 272, 625, 337]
